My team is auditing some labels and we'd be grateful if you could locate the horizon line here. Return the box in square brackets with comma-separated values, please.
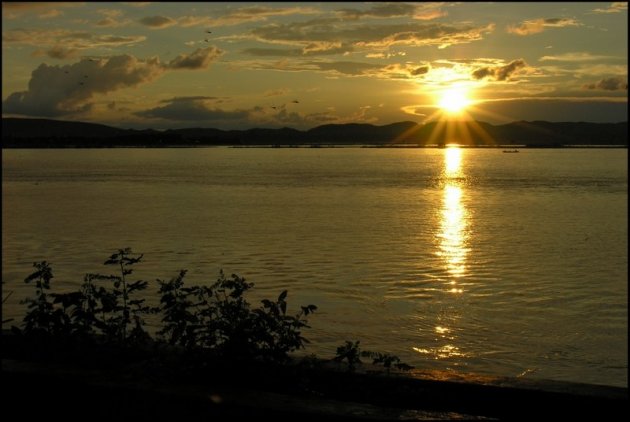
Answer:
[2, 116, 628, 133]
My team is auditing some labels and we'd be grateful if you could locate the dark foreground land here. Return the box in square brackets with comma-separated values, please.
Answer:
[2, 335, 627, 421]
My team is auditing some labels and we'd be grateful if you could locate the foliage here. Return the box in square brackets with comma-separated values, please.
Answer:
[88, 248, 153, 344]
[10, 248, 411, 372]
[334, 340, 414, 373]
[14, 249, 153, 347]
[334, 340, 363, 371]
[361, 351, 415, 373]
[13, 249, 317, 363]
[20, 261, 71, 337]
[156, 269, 198, 350]
[157, 269, 317, 362]
[43, 248, 153, 345]
[2, 283, 14, 325]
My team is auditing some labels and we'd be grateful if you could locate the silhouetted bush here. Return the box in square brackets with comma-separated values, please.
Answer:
[20, 261, 68, 337]
[11, 248, 412, 371]
[157, 269, 317, 362]
[335, 340, 414, 373]
[12, 248, 317, 364]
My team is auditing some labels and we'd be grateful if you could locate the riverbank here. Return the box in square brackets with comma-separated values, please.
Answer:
[3, 358, 627, 421]
[2, 331, 627, 421]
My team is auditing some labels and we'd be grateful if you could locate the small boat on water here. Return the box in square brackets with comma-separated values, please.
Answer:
[502, 149, 519, 153]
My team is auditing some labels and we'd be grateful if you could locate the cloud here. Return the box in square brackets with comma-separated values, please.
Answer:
[33, 45, 80, 60]
[414, 8, 448, 21]
[410, 65, 431, 76]
[354, 23, 496, 49]
[100, 9, 122, 17]
[167, 47, 223, 69]
[242, 56, 509, 85]
[471, 67, 493, 80]
[215, 5, 318, 25]
[134, 97, 379, 129]
[249, 20, 495, 51]
[591, 2, 627, 14]
[336, 3, 418, 20]
[472, 59, 527, 81]
[571, 64, 629, 76]
[307, 61, 384, 76]
[302, 112, 340, 123]
[242, 59, 385, 77]
[336, 2, 447, 21]
[401, 105, 430, 117]
[495, 59, 528, 81]
[264, 89, 290, 97]
[237, 58, 433, 81]
[178, 5, 318, 28]
[135, 97, 249, 121]
[96, 9, 131, 27]
[539, 52, 615, 62]
[2, 2, 65, 11]
[3, 47, 223, 118]
[365, 51, 406, 59]
[139, 15, 177, 28]
[242, 45, 354, 57]
[38, 9, 63, 19]
[2, 2, 82, 19]
[257, 104, 378, 128]
[96, 17, 121, 27]
[507, 18, 580, 35]
[582, 77, 628, 91]
[3, 28, 146, 51]
[3, 55, 164, 117]
[160, 96, 222, 103]
[369, 62, 434, 80]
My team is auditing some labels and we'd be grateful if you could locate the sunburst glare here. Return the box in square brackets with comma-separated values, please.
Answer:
[438, 87, 471, 114]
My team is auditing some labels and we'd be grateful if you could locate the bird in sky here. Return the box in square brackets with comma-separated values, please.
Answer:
[205, 30, 212, 34]
[292, 100, 299, 104]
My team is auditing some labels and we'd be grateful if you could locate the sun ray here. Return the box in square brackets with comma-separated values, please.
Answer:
[463, 118, 497, 146]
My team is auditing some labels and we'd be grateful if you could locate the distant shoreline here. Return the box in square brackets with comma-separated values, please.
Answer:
[3, 118, 627, 148]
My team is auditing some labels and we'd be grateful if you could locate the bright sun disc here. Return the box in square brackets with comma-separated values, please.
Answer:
[438, 88, 470, 113]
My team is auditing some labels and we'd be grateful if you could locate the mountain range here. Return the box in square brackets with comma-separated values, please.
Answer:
[2, 118, 627, 147]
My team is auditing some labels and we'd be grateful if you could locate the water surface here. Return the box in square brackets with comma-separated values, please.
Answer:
[2, 147, 627, 387]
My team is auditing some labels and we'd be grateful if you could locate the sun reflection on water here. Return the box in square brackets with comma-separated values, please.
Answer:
[444, 146, 462, 176]
[413, 344, 468, 359]
[438, 146, 469, 282]
[413, 146, 472, 363]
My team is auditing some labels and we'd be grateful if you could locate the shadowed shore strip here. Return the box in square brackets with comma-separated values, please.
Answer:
[2, 356, 626, 421]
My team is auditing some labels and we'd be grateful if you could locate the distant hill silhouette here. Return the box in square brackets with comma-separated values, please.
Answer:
[2, 117, 627, 148]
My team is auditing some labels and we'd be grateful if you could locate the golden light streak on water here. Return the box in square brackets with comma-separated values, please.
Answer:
[435, 326, 450, 334]
[413, 345, 468, 359]
[444, 146, 462, 176]
[437, 146, 469, 283]
[413, 146, 472, 363]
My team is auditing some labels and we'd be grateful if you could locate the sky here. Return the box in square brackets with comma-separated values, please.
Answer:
[1, 2, 628, 130]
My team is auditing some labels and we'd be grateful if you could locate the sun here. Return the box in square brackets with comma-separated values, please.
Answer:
[437, 87, 471, 114]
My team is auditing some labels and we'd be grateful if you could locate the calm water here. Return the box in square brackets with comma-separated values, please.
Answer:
[2, 147, 627, 387]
